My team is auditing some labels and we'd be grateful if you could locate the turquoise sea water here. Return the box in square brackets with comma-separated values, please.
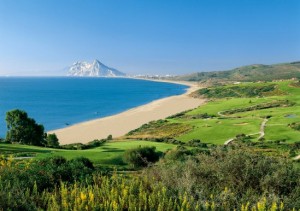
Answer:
[0, 77, 188, 138]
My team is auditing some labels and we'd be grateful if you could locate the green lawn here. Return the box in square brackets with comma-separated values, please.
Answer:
[175, 117, 262, 144]
[0, 140, 176, 167]
[170, 81, 300, 144]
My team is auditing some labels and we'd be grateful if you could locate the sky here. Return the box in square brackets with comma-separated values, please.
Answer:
[0, 0, 299, 76]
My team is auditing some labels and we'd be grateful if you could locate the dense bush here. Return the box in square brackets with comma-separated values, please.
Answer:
[222, 100, 294, 115]
[289, 122, 300, 131]
[1, 146, 300, 210]
[144, 146, 300, 210]
[167, 111, 188, 119]
[60, 139, 107, 150]
[186, 139, 208, 148]
[0, 156, 95, 192]
[197, 84, 278, 98]
[123, 146, 161, 168]
[164, 146, 195, 161]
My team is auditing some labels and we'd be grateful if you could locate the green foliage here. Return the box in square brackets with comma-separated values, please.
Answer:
[60, 139, 107, 150]
[0, 156, 95, 193]
[166, 110, 191, 119]
[46, 133, 59, 148]
[222, 100, 295, 115]
[289, 122, 300, 131]
[186, 139, 208, 147]
[290, 81, 300, 87]
[145, 146, 300, 210]
[173, 62, 300, 82]
[164, 146, 195, 161]
[196, 84, 279, 98]
[123, 146, 160, 168]
[126, 120, 192, 139]
[0, 147, 299, 210]
[5, 109, 45, 146]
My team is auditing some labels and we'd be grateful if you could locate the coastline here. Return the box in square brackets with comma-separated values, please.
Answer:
[49, 79, 205, 144]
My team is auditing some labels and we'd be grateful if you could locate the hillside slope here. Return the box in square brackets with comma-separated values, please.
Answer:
[174, 61, 300, 82]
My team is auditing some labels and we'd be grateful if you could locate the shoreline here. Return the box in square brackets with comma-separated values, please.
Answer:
[49, 79, 205, 145]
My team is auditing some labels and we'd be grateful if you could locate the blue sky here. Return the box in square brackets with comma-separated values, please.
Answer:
[0, 0, 299, 75]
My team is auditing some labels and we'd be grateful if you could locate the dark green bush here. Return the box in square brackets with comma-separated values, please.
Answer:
[289, 122, 300, 131]
[186, 139, 208, 147]
[123, 146, 161, 168]
[0, 156, 95, 192]
[144, 146, 300, 209]
[60, 139, 107, 150]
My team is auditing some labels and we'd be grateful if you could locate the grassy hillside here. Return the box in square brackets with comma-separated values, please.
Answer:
[127, 81, 300, 148]
[173, 61, 300, 82]
[0, 140, 176, 168]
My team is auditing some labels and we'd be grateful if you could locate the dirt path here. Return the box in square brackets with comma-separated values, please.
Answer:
[224, 138, 234, 145]
[224, 118, 268, 145]
[257, 118, 268, 140]
[293, 155, 300, 160]
[217, 111, 226, 117]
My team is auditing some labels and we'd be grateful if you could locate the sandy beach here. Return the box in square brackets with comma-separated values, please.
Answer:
[49, 80, 205, 144]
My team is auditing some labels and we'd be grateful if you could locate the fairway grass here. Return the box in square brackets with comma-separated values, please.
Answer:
[0, 140, 176, 167]
[167, 81, 300, 144]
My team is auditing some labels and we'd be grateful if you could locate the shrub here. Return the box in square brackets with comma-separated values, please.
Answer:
[60, 139, 107, 150]
[289, 122, 300, 131]
[164, 146, 193, 161]
[186, 139, 208, 147]
[0, 156, 95, 192]
[123, 146, 160, 168]
[144, 146, 300, 209]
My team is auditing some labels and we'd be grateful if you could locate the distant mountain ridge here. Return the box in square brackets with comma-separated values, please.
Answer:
[68, 60, 126, 77]
[173, 61, 300, 82]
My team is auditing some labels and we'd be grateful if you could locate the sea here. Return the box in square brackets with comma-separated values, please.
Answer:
[0, 77, 188, 138]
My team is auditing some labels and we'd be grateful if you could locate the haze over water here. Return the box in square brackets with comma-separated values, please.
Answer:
[0, 77, 187, 137]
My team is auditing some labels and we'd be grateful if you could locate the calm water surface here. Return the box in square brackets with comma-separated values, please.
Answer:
[0, 77, 187, 137]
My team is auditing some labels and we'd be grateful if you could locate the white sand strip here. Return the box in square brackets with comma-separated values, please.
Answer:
[49, 80, 205, 145]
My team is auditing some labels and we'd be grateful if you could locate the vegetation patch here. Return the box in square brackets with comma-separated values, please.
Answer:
[289, 122, 300, 131]
[193, 84, 284, 99]
[222, 100, 295, 115]
[1, 146, 300, 210]
[60, 138, 107, 150]
[166, 110, 191, 119]
[290, 81, 300, 88]
[126, 120, 192, 139]
[123, 146, 161, 168]
[171, 62, 300, 82]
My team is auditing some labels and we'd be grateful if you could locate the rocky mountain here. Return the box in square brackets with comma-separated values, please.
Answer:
[68, 60, 126, 77]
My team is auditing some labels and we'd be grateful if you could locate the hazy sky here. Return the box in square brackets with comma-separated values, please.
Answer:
[0, 0, 299, 76]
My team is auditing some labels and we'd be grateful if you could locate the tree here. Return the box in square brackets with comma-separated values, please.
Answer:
[46, 133, 60, 148]
[5, 109, 45, 146]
